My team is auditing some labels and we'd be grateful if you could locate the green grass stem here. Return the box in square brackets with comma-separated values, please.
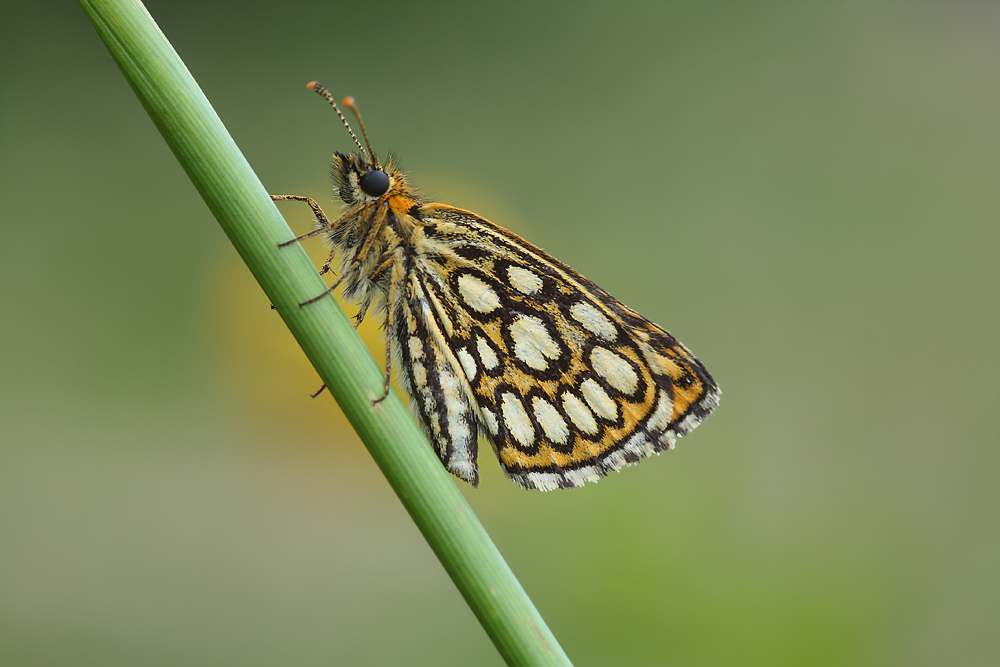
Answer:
[78, 1, 572, 665]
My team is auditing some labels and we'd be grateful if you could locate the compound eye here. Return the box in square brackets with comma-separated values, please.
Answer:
[359, 169, 390, 197]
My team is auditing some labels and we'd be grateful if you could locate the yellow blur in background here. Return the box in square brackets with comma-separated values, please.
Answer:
[2, 2, 998, 665]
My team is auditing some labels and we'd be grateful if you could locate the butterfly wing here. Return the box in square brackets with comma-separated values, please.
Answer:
[393, 203, 719, 491]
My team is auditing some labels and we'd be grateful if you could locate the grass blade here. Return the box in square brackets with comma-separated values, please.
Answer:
[78, 1, 573, 664]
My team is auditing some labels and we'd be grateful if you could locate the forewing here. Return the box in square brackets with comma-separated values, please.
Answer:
[402, 204, 719, 491]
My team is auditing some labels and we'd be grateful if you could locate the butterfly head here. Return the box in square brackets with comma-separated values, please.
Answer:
[332, 151, 406, 205]
[306, 81, 413, 205]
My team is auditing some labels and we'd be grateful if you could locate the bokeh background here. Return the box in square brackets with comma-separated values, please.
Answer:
[2, 2, 998, 665]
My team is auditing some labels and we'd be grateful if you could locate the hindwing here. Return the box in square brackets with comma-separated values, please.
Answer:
[393, 203, 719, 491]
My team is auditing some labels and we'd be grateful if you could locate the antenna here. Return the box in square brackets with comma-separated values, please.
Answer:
[306, 81, 368, 161]
[342, 96, 377, 168]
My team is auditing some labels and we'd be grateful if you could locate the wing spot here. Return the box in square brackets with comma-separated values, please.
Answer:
[562, 392, 598, 435]
[481, 408, 500, 435]
[646, 349, 684, 380]
[441, 373, 471, 443]
[570, 302, 617, 340]
[507, 265, 543, 294]
[476, 336, 499, 370]
[509, 314, 560, 371]
[408, 337, 423, 361]
[411, 361, 427, 387]
[581, 379, 618, 421]
[501, 392, 535, 447]
[457, 273, 501, 313]
[456, 347, 478, 382]
[532, 396, 569, 445]
[591, 346, 639, 394]
[426, 407, 440, 437]
[647, 390, 673, 431]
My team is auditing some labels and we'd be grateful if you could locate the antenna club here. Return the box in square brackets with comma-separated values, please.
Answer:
[340, 96, 376, 166]
[306, 81, 369, 159]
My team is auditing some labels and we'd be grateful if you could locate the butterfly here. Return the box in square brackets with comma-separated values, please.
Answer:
[273, 82, 719, 491]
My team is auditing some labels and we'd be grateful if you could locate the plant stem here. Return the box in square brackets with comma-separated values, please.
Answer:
[78, 1, 572, 665]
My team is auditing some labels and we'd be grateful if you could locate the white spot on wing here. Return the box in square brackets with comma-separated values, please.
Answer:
[408, 337, 423, 361]
[436, 222, 469, 234]
[647, 390, 673, 431]
[591, 347, 638, 394]
[477, 336, 499, 370]
[456, 347, 478, 381]
[507, 265, 543, 294]
[520, 472, 560, 492]
[458, 274, 500, 313]
[581, 379, 617, 420]
[426, 409, 440, 439]
[481, 408, 499, 435]
[659, 431, 677, 449]
[439, 368, 470, 444]
[562, 392, 598, 435]
[563, 465, 602, 487]
[570, 302, 616, 340]
[509, 314, 560, 371]
[411, 362, 427, 387]
[448, 459, 477, 484]
[678, 413, 700, 435]
[604, 448, 627, 471]
[532, 396, 569, 444]
[624, 431, 655, 459]
[501, 392, 535, 447]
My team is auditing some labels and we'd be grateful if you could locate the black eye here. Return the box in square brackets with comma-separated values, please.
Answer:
[359, 169, 390, 197]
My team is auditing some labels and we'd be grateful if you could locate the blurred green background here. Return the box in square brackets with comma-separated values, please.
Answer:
[2, 1, 998, 665]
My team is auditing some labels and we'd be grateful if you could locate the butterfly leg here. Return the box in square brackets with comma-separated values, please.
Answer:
[352, 304, 369, 329]
[271, 195, 334, 245]
[299, 205, 386, 307]
[319, 245, 338, 276]
[372, 339, 392, 405]
[299, 260, 361, 306]
[279, 205, 387, 307]
[301, 256, 376, 398]
[303, 203, 388, 308]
